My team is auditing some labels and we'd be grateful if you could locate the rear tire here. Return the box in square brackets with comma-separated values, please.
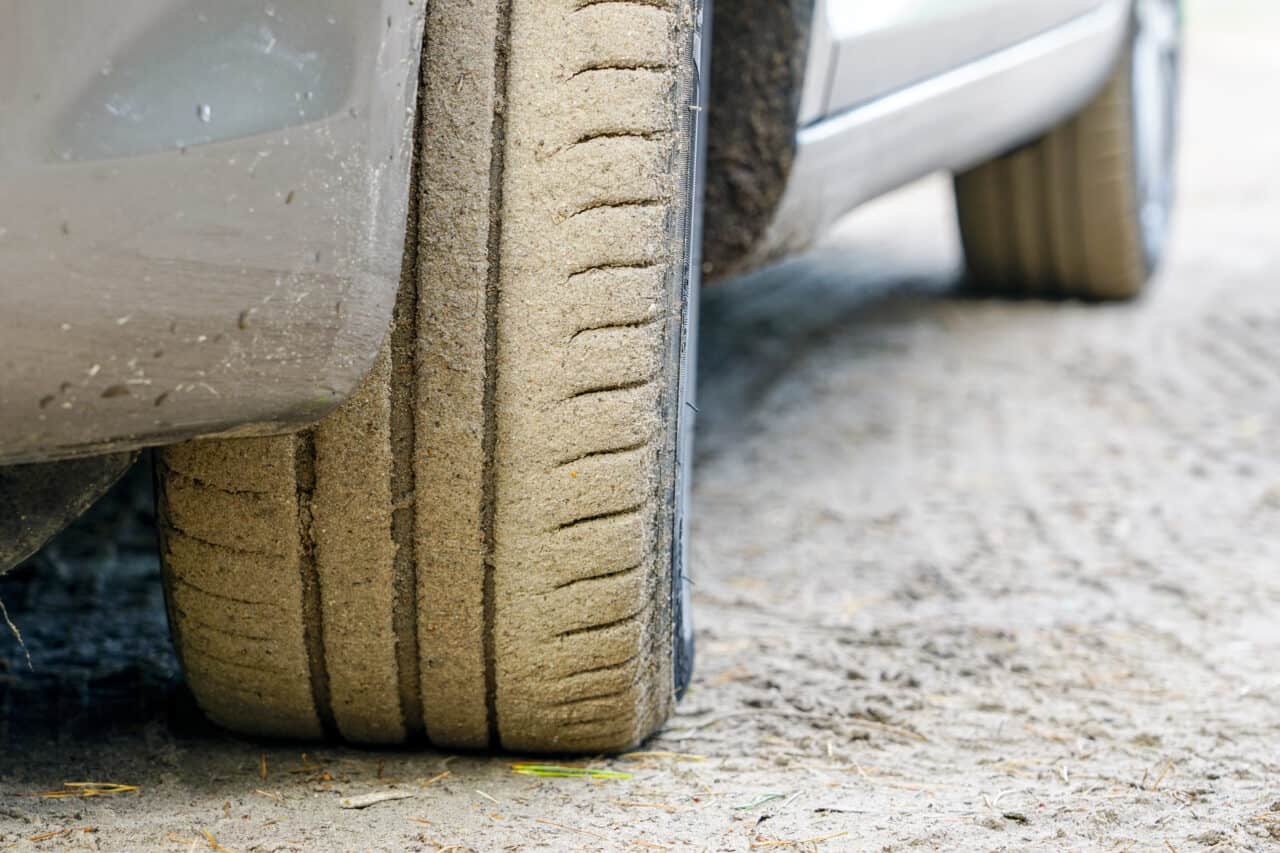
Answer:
[954, 0, 1180, 299]
[157, 0, 704, 752]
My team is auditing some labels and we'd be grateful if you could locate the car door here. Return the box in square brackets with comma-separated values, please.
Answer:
[801, 0, 1110, 124]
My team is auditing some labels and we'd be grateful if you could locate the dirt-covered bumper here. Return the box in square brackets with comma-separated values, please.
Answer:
[0, 1, 424, 464]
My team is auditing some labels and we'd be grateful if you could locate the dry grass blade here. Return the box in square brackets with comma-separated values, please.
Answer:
[734, 792, 786, 810]
[511, 763, 631, 780]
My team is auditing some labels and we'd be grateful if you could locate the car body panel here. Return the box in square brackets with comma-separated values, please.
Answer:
[0, 1, 424, 463]
[804, 0, 1107, 124]
[762, 0, 1130, 263]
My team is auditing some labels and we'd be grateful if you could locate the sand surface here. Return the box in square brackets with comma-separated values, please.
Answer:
[3, 3, 1280, 849]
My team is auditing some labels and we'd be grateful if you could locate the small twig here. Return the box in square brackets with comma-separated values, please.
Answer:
[612, 799, 687, 812]
[750, 831, 849, 848]
[202, 830, 238, 853]
[339, 790, 415, 809]
[28, 827, 94, 842]
[0, 595, 32, 671]
[534, 819, 611, 842]
[421, 770, 451, 788]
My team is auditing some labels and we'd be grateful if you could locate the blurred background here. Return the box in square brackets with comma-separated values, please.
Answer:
[4, 0, 1280, 849]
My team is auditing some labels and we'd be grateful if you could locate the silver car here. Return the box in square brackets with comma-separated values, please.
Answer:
[0, 0, 1179, 751]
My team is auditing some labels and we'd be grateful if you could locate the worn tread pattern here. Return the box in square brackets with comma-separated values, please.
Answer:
[955, 42, 1149, 300]
[157, 0, 694, 753]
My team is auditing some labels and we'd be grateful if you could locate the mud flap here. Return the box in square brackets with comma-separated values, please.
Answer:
[0, 452, 137, 574]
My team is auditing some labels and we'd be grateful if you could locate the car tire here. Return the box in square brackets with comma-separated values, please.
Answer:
[954, 0, 1180, 300]
[156, 0, 705, 752]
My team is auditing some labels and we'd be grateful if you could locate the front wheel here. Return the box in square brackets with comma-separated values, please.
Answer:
[954, 0, 1181, 300]
[157, 0, 706, 753]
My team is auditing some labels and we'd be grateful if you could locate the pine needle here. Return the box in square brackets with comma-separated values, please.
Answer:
[23, 782, 139, 799]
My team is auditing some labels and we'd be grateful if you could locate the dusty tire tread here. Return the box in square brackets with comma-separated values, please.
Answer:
[955, 40, 1150, 300]
[159, 0, 695, 753]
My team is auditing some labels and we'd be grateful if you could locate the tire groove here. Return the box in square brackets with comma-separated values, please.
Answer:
[296, 433, 338, 738]
[159, 465, 270, 497]
[568, 319, 658, 343]
[566, 129, 665, 149]
[161, 523, 283, 559]
[568, 198, 665, 219]
[481, 0, 514, 750]
[557, 442, 649, 467]
[170, 606, 275, 642]
[556, 716, 623, 728]
[572, 0, 672, 12]
[999, 153, 1023, 295]
[552, 561, 643, 591]
[561, 653, 641, 678]
[566, 261, 657, 284]
[182, 669, 282, 703]
[1034, 142, 1061, 298]
[177, 642, 287, 677]
[557, 504, 643, 532]
[568, 63, 674, 80]
[556, 606, 647, 639]
[169, 573, 280, 609]
[551, 684, 641, 707]
[390, 37, 428, 742]
[1070, 117, 1096, 294]
[567, 378, 655, 401]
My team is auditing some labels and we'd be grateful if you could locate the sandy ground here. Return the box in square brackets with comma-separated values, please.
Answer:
[4, 4, 1280, 850]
